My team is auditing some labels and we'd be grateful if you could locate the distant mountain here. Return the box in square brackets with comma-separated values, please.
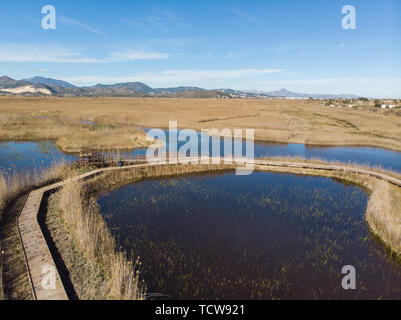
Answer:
[23, 76, 76, 88]
[93, 82, 152, 92]
[0, 76, 53, 95]
[265, 88, 305, 98]
[0, 75, 361, 99]
[0, 76, 28, 89]
[153, 86, 205, 94]
[79, 82, 153, 97]
[258, 88, 358, 99]
[168, 89, 221, 98]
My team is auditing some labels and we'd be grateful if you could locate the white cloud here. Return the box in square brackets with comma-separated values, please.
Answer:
[0, 45, 170, 63]
[229, 8, 264, 25]
[59, 16, 107, 37]
[156, 68, 283, 80]
[0, 45, 101, 63]
[123, 10, 189, 33]
[63, 68, 283, 86]
[109, 50, 170, 61]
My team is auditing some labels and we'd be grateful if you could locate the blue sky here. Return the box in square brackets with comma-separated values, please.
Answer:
[0, 0, 400, 97]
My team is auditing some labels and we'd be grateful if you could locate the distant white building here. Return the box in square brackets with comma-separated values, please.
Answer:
[382, 104, 396, 109]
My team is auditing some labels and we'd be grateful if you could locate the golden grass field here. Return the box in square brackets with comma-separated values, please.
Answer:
[1, 96, 401, 152]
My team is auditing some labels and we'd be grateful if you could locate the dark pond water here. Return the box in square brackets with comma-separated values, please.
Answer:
[0, 141, 77, 177]
[97, 171, 401, 299]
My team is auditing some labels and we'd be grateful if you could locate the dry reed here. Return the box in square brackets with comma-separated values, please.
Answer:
[366, 182, 401, 254]
[0, 161, 68, 214]
[58, 180, 144, 300]
[1, 96, 401, 152]
[0, 111, 149, 153]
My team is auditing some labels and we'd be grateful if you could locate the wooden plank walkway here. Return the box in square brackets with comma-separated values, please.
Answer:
[18, 188, 67, 300]
[16, 162, 157, 300]
[251, 159, 401, 187]
[16, 158, 401, 300]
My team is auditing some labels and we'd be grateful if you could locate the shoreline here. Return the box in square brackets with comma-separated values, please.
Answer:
[2, 133, 401, 157]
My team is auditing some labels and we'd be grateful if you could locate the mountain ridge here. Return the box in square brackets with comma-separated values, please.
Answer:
[0, 75, 360, 99]
[22, 76, 76, 88]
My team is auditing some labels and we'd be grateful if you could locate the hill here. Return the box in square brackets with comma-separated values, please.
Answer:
[23, 76, 76, 88]
[0, 75, 360, 99]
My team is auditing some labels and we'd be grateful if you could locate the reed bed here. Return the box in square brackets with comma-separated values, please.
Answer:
[2, 96, 401, 152]
[0, 111, 149, 153]
[366, 182, 401, 254]
[86, 162, 236, 196]
[0, 161, 68, 214]
[58, 180, 144, 300]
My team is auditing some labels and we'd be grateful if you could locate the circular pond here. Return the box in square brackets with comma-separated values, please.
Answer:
[97, 171, 401, 299]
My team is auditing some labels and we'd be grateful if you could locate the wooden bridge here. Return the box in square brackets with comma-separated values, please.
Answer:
[16, 157, 401, 300]
[77, 150, 148, 168]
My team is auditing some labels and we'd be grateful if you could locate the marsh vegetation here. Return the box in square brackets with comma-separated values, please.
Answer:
[1, 96, 401, 151]
[54, 180, 144, 300]
[0, 104, 149, 153]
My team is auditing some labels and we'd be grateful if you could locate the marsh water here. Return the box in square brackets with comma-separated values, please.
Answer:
[130, 129, 401, 172]
[97, 171, 401, 299]
[1, 128, 401, 174]
[0, 141, 76, 177]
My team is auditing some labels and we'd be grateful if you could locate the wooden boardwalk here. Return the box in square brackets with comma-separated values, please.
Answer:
[18, 186, 66, 300]
[16, 158, 401, 300]
[17, 162, 154, 300]
[252, 159, 401, 187]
